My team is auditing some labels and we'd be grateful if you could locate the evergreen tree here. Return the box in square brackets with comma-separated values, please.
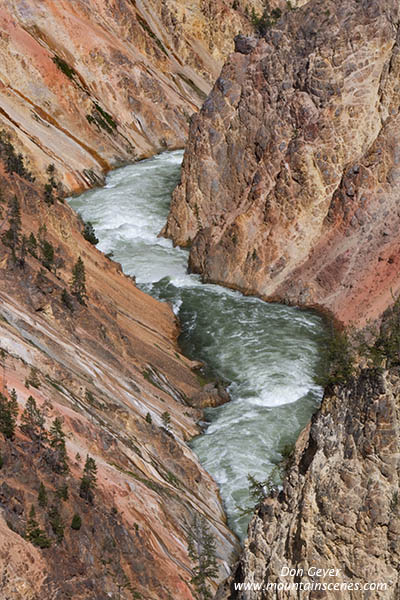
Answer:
[20, 396, 46, 443]
[2, 196, 21, 260]
[56, 483, 69, 501]
[0, 348, 6, 393]
[0, 390, 18, 440]
[79, 454, 97, 503]
[49, 417, 68, 473]
[38, 482, 48, 508]
[61, 289, 74, 311]
[71, 513, 82, 530]
[27, 232, 38, 258]
[161, 411, 171, 432]
[48, 505, 64, 542]
[187, 515, 218, 600]
[40, 240, 55, 271]
[70, 256, 87, 304]
[26, 505, 51, 548]
[83, 221, 99, 245]
[145, 412, 152, 424]
[26, 366, 41, 389]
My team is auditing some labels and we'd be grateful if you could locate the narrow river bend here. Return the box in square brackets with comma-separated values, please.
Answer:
[69, 150, 327, 541]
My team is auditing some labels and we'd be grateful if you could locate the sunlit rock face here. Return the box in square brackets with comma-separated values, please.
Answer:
[165, 0, 400, 326]
[0, 141, 238, 598]
[0, 0, 267, 192]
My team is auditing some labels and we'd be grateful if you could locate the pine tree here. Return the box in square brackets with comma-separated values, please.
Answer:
[38, 482, 47, 507]
[0, 390, 18, 440]
[71, 513, 82, 530]
[83, 221, 99, 245]
[0, 348, 6, 393]
[26, 366, 41, 389]
[27, 232, 38, 258]
[70, 256, 87, 304]
[20, 396, 46, 443]
[79, 454, 97, 503]
[161, 411, 171, 432]
[56, 483, 69, 501]
[145, 412, 152, 424]
[2, 196, 21, 259]
[48, 505, 64, 542]
[40, 240, 55, 271]
[49, 417, 68, 473]
[26, 505, 51, 548]
[187, 515, 218, 600]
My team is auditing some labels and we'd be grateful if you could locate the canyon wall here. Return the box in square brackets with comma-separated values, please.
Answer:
[0, 148, 239, 597]
[217, 360, 400, 599]
[164, 0, 400, 327]
[0, 0, 267, 193]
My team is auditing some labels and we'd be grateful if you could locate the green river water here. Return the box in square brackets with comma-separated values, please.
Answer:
[69, 150, 327, 541]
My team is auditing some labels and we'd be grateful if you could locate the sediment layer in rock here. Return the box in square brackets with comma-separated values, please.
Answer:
[0, 151, 237, 598]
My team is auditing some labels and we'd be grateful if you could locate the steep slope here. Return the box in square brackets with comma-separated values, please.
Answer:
[0, 0, 268, 193]
[0, 146, 238, 598]
[217, 310, 400, 598]
[164, 0, 400, 326]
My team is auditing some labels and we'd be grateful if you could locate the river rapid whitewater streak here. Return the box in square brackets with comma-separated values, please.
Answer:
[69, 150, 327, 541]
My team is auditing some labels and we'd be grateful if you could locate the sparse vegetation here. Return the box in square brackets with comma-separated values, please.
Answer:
[26, 505, 51, 548]
[25, 366, 41, 389]
[70, 256, 87, 304]
[87, 103, 117, 134]
[38, 482, 48, 508]
[161, 411, 171, 432]
[187, 514, 218, 600]
[79, 454, 98, 503]
[0, 131, 34, 181]
[49, 417, 69, 473]
[137, 15, 168, 55]
[52, 55, 76, 80]
[71, 513, 82, 530]
[83, 221, 99, 245]
[0, 390, 18, 439]
[20, 396, 47, 444]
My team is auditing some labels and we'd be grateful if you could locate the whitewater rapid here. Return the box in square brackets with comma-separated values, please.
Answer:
[69, 151, 326, 540]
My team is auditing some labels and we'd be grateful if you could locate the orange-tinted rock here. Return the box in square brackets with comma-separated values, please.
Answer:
[165, 0, 400, 326]
[0, 154, 238, 597]
[0, 0, 266, 193]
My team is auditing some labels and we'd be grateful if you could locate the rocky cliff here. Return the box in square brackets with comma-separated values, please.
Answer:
[0, 143, 239, 598]
[216, 309, 400, 598]
[0, 0, 269, 193]
[164, 0, 400, 326]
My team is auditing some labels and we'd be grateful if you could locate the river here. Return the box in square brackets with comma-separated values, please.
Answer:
[69, 150, 326, 541]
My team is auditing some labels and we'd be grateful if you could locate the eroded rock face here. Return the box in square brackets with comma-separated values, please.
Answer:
[0, 155, 238, 598]
[217, 367, 400, 599]
[0, 0, 265, 192]
[164, 0, 400, 326]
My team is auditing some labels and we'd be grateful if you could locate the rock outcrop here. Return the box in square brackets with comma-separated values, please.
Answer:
[217, 357, 400, 598]
[164, 0, 400, 326]
[0, 0, 268, 193]
[0, 147, 238, 598]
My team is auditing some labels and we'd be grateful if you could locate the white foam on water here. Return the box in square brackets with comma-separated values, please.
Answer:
[68, 150, 326, 541]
